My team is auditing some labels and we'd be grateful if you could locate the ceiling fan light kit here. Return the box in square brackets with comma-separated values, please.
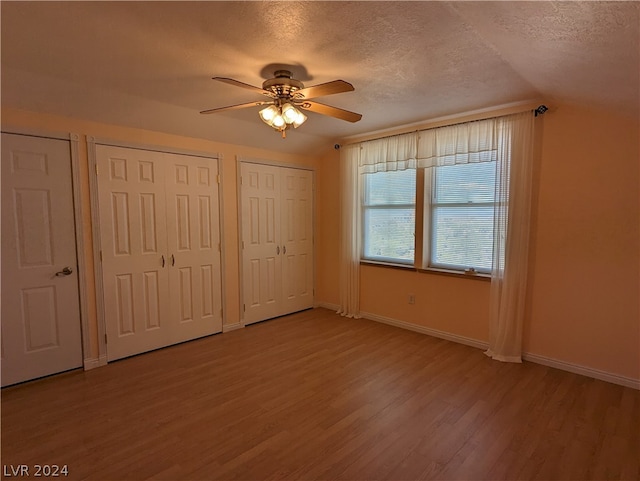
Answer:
[258, 101, 308, 138]
[200, 69, 361, 139]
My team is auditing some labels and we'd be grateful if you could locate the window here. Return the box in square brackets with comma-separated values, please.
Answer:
[429, 162, 496, 273]
[357, 115, 516, 273]
[362, 169, 416, 264]
[362, 161, 498, 273]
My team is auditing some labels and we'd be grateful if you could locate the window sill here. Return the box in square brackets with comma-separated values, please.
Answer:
[359, 260, 490, 281]
[418, 267, 491, 281]
[360, 260, 417, 271]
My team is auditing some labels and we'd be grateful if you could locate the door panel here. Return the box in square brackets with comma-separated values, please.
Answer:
[97, 145, 170, 361]
[280, 168, 314, 313]
[165, 153, 222, 342]
[1, 133, 83, 386]
[241, 163, 282, 324]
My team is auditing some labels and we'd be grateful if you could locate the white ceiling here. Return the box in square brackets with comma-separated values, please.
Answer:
[2, 1, 638, 155]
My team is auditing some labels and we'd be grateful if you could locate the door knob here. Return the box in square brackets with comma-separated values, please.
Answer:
[55, 266, 73, 277]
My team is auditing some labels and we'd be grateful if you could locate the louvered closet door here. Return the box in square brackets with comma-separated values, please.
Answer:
[241, 163, 283, 324]
[97, 145, 170, 361]
[280, 168, 314, 314]
[165, 153, 223, 342]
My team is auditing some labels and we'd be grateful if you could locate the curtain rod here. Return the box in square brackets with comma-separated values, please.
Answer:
[335, 104, 548, 149]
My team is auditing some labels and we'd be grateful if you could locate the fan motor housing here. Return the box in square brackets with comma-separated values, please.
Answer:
[262, 70, 304, 97]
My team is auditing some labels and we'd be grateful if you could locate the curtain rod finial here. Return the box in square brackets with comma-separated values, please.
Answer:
[534, 105, 548, 117]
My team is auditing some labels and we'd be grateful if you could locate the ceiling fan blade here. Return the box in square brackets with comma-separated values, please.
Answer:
[200, 100, 273, 115]
[293, 80, 354, 100]
[298, 100, 362, 123]
[212, 77, 276, 98]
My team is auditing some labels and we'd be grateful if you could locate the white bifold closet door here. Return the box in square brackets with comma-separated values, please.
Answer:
[240, 162, 314, 325]
[96, 145, 222, 361]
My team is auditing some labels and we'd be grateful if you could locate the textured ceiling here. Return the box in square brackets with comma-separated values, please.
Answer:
[1, 1, 638, 155]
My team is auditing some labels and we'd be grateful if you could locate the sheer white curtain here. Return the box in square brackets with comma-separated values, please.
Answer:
[338, 133, 417, 317]
[360, 133, 417, 173]
[417, 113, 535, 361]
[485, 112, 535, 362]
[338, 144, 362, 318]
[338, 112, 536, 360]
[417, 117, 497, 167]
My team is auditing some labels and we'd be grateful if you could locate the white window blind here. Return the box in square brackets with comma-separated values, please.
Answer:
[430, 161, 496, 272]
[362, 169, 416, 263]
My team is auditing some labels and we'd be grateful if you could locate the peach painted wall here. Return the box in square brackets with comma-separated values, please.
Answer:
[4, 102, 637, 382]
[359, 267, 491, 343]
[315, 149, 342, 305]
[315, 143, 491, 343]
[315, 103, 639, 382]
[524, 104, 639, 380]
[1, 107, 318, 361]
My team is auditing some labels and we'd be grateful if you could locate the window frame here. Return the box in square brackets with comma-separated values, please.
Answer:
[361, 169, 417, 265]
[426, 161, 497, 274]
[361, 162, 498, 276]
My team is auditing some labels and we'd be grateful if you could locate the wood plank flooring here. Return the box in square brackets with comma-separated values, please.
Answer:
[2, 308, 638, 480]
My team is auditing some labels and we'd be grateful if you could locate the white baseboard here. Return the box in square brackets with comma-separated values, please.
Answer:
[314, 301, 340, 312]
[83, 355, 107, 370]
[222, 322, 243, 333]
[361, 310, 490, 350]
[522, 352, 640, 390]
[321, 307, 639, 390]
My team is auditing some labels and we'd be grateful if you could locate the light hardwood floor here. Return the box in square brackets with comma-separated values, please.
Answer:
[2, 308, 638, 480]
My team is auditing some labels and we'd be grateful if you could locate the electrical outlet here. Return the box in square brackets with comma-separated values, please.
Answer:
[408, 294, 415, 305]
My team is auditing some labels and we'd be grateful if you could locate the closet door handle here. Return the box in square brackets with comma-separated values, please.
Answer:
[276, 246, 280, 255]
[161, 255, 165, 268]
[171, 254, 175, 266]
[55, 266, 73, 277]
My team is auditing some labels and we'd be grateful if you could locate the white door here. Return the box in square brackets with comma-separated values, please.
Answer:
[96, 145, 222, 361]
[280, 168, 314, 314]
[240, 163, 314, 325]
[1, 133, 83, 386]
[96, 145, 170, 361]
[241, 163, 283, 324]
[165, 153, 223, 342]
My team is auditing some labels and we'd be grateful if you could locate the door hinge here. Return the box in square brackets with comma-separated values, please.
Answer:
[104, 333, 107, 344]
[99, 250, 103, 262]
[243, 304, 246, 312]
[95, 164, 99, 175]
[217, 174, 221, 184]
[242, 241, 245, 249]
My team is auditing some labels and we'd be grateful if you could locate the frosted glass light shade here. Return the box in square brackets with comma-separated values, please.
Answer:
[272, 115, 285, 128]
[259, 105, 278, 123]
[282, 103, 299, 124]
[293, 111, 307, 128]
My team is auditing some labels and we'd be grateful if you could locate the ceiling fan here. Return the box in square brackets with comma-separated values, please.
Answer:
[200, 70, 362, 138]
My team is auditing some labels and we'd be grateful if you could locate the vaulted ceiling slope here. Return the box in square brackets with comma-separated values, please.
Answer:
[2, 1, 638, 155]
